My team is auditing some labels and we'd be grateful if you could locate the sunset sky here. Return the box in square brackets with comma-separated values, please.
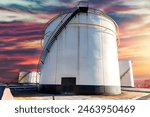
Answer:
[0, 0, 150, 82]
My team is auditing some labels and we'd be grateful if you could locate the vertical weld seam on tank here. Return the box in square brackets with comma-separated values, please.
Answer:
[101, 21, 105, 94]
[86, 13, 88, 86]
[86, 12, 88, 86]
[77, 13, 80, 84]
[86, 12, 89, 77]
[55, 36, 58, 85]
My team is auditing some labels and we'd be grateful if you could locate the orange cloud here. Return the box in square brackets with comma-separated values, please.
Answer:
[118, 14, 150, 79]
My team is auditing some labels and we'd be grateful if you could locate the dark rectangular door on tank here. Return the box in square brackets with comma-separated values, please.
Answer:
[61, 77, 76, 94]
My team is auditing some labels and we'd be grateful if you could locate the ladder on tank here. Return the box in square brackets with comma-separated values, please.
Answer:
[41, 2, 89, 64]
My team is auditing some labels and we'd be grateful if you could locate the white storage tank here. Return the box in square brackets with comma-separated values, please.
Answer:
[18, 71, 40, 84]
[39, 5, 121, 95]
[119, 60, 134, 87]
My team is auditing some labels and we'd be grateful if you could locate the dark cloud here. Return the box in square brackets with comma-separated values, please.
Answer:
[89, 0, 114, 4]
[24, 0, 46, 4]
[87, 0, 121, 7]
[0, 30, 42, 36]
[1, 4, 72, 13]
[104, 4, 138, 13]
[0, 59, 25, 70]
[0, 48, 40, 55]
[17, 64, 38, 70]
[58, 0, 75, 3]
[0, 70, 19, 80]
[107, 13, 140, 25]
[0, 41, 16, 48]
[29, 5, 73, 13]
[0, 21, 44, 45]
[0, 21, 23, 29]
[0, 21, 44, 29]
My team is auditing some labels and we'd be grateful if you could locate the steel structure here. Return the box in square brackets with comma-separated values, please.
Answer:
[39, 4, 121, 95]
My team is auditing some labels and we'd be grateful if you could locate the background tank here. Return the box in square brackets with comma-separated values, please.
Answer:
[119, 60, 134, 87]
[18, 71, 40, 84]
[39, 5, 121, 95]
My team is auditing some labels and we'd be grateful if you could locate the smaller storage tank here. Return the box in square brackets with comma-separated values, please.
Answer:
[18, 71, 40, 84]
[119, 60, 134, 87]
[39, 3, 121, 95]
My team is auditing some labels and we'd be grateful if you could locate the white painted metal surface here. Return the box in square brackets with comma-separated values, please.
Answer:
[18, 72, 40, 84]
[40, 9, 121, 94]
[119, 60, 134, 87]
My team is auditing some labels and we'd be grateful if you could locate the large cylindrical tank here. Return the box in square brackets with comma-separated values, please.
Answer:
[39, 8, 121, 95]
